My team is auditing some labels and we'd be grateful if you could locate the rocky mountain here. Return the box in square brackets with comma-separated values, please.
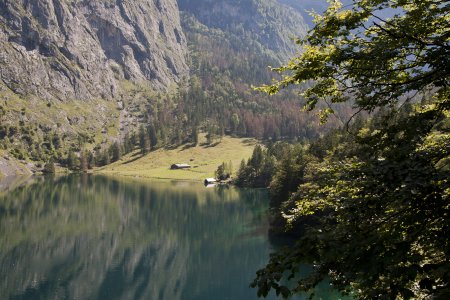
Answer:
[0, 0, 322, 176]
[0, 0, 189, 102]
[179, 0, 307, 62]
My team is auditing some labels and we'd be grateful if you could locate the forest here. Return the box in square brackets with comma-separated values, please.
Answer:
[241, 0, 449, 299]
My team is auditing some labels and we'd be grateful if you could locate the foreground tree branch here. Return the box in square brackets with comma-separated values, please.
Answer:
[252, 0, 449, 298]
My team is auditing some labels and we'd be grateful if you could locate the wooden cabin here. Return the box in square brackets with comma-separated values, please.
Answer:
[204, 178, 217, 185]
[170, 163, 191, 170]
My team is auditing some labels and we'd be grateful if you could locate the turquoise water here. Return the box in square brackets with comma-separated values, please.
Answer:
[0, 175, 344, 299]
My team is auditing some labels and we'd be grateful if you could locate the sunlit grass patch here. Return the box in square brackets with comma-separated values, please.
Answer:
[97, 135, 257, 181]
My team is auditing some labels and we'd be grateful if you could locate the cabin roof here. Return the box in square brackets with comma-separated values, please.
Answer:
[204, 178, 217, 185]
[172, 163, 191, 167]
[171, 163, 191, 169]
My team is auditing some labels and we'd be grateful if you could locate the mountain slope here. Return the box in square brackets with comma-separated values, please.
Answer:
[0, 0, 188, 102]
[179, 0, 307, 62]
[166, 0, 337, 142]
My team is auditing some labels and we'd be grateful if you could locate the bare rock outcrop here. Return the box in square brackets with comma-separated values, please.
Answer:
[0, 0, 189, 101]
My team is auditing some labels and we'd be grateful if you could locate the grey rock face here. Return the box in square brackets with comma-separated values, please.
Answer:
[0, 0, 189, 101]
[178, 0, 308, 62]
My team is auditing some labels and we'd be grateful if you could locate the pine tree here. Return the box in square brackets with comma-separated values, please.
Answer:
[215, 163, 226, 180]
[110, 141, 121, 162]
[148, 122, 158, 148]
[231, 113, 240, 134]
[249, 145, 263, 169]
[139, 125, 151, 155]
[192, 126, 199, 146]
[67, 150, 78, 170]
[43, 159, 55, 174]
[94, 147, 102, 167]
[123, 132, 132, 154]
[234, 159, 247, 186]
[80, 150, 88, 173]
[87, 151, 95, 169]
[102, 149, 110, 166]
[52, 133, 62, 149]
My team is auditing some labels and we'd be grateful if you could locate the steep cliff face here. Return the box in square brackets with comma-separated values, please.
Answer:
[178, 0, 307, 62]
[0, 0, 189, 101]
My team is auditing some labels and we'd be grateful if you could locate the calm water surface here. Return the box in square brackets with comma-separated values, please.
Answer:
[0, 175, 344, 299]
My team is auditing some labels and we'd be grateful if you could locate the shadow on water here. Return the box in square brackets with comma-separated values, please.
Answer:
[0, 175, 347, 300]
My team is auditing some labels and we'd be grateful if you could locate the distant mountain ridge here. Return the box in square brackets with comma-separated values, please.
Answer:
[179, 0, 308, 62]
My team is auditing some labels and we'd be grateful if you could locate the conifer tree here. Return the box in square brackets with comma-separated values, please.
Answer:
[192, 126, 199, 146]
[67, 150, 78, 170]
[139, 125, 151, 154]
[123, 132, 132, 154]
[43, 159, 55, 174]
[79, 150, 88, 173]
[147, 122, 158, 148]
[110, 141, 121, 162]
[87, 151, 95, 169]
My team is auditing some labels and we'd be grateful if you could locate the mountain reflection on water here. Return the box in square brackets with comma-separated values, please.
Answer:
[0, 175, 343, 300]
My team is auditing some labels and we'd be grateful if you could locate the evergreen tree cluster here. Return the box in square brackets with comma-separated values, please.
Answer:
[215, 161, 233, 181]
[250, 0, 450, 298]
[234, 144, 274, 188]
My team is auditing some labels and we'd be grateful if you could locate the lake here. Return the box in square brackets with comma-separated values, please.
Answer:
[0, 175, 344, 299]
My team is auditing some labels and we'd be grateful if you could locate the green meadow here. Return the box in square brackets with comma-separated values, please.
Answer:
[97, 135, 257, 181]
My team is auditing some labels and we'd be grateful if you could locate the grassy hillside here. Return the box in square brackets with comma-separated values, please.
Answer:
[0, 82, 123, 160]
[97, 135, 257, 181]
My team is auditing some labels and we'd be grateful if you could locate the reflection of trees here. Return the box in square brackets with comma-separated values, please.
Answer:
[0, 175, 270, 300]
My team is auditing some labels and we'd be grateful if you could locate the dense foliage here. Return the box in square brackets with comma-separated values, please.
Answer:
[234, 145, 274, 188]
[251, 0, 450, 299]
[175, 12, 343, 141]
